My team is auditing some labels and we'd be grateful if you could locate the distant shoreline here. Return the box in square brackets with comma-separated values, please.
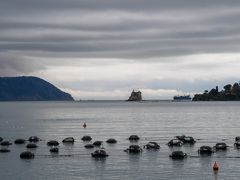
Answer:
[0, 99, 173, 102]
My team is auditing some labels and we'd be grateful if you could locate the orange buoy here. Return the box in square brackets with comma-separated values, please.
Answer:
[83, 123, 87, 128]
[213, 161, 219, 171]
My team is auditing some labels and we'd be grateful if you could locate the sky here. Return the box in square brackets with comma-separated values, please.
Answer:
[1, 0, 240, 100]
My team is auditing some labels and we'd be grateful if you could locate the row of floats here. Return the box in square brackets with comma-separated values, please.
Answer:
[0, 135, 240, 160]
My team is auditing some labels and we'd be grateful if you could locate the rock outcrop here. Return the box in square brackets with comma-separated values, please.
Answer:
[127, 90, 142, 101]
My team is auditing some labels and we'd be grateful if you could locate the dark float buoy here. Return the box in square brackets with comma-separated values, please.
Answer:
[124, 145, 142, 154]
[50, 147, 59, 153]
[167, 139, 183, 147]
[0, 137, 3, 142]
[91, 149, 108, 158]
[169, 151, 187, 160]
[47, 140, 59, 146]
[26, 143, 38, 149]
[62, 137, 74, 144]
[1, 141, 12, 146]
[214, 143, 228, 151]
[182, 136, 196, 144]
[20, 151, 34, 159]
[234, 141, 240, 148]
[198, 146, 213, 155]
[128, 135, 140, 141]
[235, 136, 240, 142]
[28, 136, 40, 142]
[106, 138, 117, 144]
[175, 135, 196, 144]
[93, 141, 103, 146]
[84, 144, 94, 149]
[144, 142, 160, 149]
[0, 149, 10, 153]
[81, 136, 92, 141]
[83, 123, 87, 128]
[175, 135, 186, 141]
[14, 139, 26, 144]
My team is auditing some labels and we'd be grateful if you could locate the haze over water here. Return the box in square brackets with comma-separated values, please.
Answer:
[0, 101, 240, 179]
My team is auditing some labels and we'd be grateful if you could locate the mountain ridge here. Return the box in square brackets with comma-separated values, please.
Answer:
[0, 76, 74, 101]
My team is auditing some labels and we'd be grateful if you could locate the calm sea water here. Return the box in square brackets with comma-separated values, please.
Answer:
[0, 101, 240, 180]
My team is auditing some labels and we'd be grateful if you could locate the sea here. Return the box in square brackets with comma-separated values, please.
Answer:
[0, 101, 240, 180]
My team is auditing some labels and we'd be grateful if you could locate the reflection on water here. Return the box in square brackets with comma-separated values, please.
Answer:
[92, 157, 107, 170]
[214, 170, 219, 180]
[0, 101, 240, 179]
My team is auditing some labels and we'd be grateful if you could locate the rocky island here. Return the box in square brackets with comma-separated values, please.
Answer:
[193, 82, 240, 101]
[127, 90, 142, 101]
[0, 76, 74, 101]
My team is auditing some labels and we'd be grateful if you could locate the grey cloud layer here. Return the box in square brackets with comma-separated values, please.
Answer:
[1, 0, 240, 99]
[0, 53, 45, 76]
[1, 0, 240, 58]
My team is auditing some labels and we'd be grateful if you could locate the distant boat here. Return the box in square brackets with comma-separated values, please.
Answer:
[173, 95, 192, 101]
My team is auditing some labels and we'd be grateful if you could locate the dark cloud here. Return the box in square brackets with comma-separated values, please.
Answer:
[0, 0, 240, 59]
[1, 0, 240, 99]
[0, 0, 237, 14]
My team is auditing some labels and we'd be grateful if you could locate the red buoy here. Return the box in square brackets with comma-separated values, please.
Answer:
[213, 161, 219, 171]
[83, 123, 87, 128]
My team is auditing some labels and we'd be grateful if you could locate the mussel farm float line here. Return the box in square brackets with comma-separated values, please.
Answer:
[1, 135, 240, 160]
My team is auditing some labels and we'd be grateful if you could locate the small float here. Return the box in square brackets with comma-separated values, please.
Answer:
[214, 143, 228, 151]
[213, 161, 219, 171]
[235, 136, 240, 142]
[26, 143, 38, 149]
[106, 138, 117, 144]
[91, 149, 109, 158]
[0, 149, 10, 153]
[14, 139, 26, 144]
[124, 145, 142, 154]
[167, 139, 183, 147]
[93, 141, 103, 146]
[234, 141, 240, 148]
[47, 140, 59, 146]
[81, 136, 92, 141]
[28, 136, 40, 142]
[198, 146, 213, 155]
[128, 135, 140, 141]
[144, 142, 160, 149]
[62, 137, 74, 143]
[50, 147, 59, 153]
[175, 135, 186, 141]
[20, 151, 34, 159]
[84, 144, 94, 149]
[169, 151, 187, 160]
[182, 136, 196, 144]
[1, 141, 12, 146]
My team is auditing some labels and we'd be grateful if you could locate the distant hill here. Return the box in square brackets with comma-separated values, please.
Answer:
[0, 76, 74, 101]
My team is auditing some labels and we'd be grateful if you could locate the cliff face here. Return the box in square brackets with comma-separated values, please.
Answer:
[0, 76, 74, 101]
[193, 83, 240, 101]
[127, 90, 142, 101]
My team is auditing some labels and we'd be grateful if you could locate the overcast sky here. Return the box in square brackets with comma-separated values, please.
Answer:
[1, 0, 240, 100]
